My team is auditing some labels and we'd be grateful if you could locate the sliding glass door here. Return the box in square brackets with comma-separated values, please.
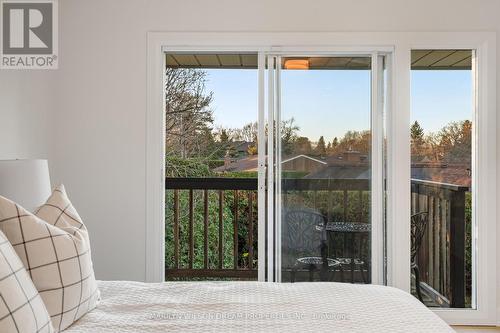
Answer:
[263, 54, 388, 284]
[157, 33, 496, 325]
[162, 51, 388, 285]
[164, 52, 260, 281]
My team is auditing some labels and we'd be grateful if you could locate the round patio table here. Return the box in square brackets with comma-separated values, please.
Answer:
[316, 222, 371, 283]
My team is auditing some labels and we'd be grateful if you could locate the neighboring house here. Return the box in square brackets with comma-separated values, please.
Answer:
[411, 163, 471, 188]
[212, 149, 471, 188]
[306, 165, 369, 179]
[213, 151, 370, 178]
[281, 155, 327, 174]
[213, 155, 259, 172]
[213, 141, 257, 172]
[306, 151, 369, 179]
[213, 154, 327, 174]
[228, 141, 255, 157]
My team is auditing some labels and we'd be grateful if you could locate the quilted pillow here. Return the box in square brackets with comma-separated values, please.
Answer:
[0, 185, 99, 332]
[0, 230, 54, 332]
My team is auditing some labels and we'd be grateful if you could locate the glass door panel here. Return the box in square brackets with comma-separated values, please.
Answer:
[164, 52, 260, 281]
[410, 49, 475, 308]
[274, 55, 381, 283]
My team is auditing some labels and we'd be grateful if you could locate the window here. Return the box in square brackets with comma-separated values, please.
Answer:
[164, 53, 259, 280]
[410, 50, 474, 308]
[275, 56, 377, 284]
[149, 32, 497, 324]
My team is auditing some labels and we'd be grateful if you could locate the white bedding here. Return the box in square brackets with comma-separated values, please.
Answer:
[64, 281, 453, 333]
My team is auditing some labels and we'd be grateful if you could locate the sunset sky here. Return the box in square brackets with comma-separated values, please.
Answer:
[204, 68, 472, 141]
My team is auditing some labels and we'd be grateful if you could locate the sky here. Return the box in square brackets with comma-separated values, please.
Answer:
[203, 68, 472, 141]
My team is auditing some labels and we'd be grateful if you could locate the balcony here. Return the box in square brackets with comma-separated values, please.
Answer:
[165, 177, 469, 307]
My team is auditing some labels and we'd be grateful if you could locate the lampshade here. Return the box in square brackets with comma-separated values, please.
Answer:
[0, 159, 51, 212]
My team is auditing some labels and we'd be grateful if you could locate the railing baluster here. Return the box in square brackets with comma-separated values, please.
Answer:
[218, 190, 224, 269]
[204, 189, 209, 269]
[411, 191, 415, 215]
[327, 190, 333, 221]
[248, 191, 254, 270]
[433, 197, 440, 289]
[233, 190, 239, 270]
[428, 196, 434, 286]
[445, 200, 451, 297]
[449, 190, 465, 308]
[415, 189, 420, 212]
[173, 189, 179, 269]
[358, 190, 363, 222]
[440, 200, 447, 296]
[188, 189, 194, 269]
[343, 190, 348, 221]
[422, 194, 430, 281]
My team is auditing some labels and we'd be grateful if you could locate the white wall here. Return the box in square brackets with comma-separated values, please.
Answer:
[0, 71, 54, 160]
[1, 0, 499, 319]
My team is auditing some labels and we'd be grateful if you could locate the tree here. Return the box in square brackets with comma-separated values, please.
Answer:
[327, 137, 339, 154]
[411, 121, 425, 160]
[247, 144, 258, 155]
[411, 121, 424, 142]
[280, 118, 300, 155]
[438, 120, 471, 164]
[232, 122, 258, 142]
[332, 137, 339, 148]
[165, 68, 214, 159]
[335, 130, 370, 154]
[315, 136, 326, 156]
[425, 132, 443, 162]
[414, 120, 472, 164]
[219, 129, 230, 144]
[293, 137, 312, 155]
[165, 156, 212, 178]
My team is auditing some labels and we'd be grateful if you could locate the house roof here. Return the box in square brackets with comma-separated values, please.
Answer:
[231, 141, 253, 152]
[305, 165, 369, 179]
[213, 154, 327, 173]
[213, 155, 258, 173]
[211, 153, 471, 188]
[281, 154, 327, 165]
[411, 164, 471, 187]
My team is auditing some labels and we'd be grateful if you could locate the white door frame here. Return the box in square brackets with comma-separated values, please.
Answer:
[146, 32, 496, 325]
[264, 51, 389, 285]
[371, 52, 388, 285]
[266, 54, 276, 283]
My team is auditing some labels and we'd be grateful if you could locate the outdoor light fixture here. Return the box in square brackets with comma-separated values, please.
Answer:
[284, 59, 309, 70]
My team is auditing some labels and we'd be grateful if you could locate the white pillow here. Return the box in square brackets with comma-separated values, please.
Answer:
[0, 230, 54, 332]
[0, 185, 99, 332]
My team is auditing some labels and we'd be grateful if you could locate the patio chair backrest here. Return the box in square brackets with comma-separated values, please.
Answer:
[411, 211, 429, 265]
[282, 209, 327, 266]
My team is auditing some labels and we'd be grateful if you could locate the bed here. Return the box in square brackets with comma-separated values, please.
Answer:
[65, 281, 454, 332]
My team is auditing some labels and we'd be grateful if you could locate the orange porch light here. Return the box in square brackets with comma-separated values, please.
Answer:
[284, 59, 309, 70]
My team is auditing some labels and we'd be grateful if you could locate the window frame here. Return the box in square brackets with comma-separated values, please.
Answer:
[146, 32, 496, 325]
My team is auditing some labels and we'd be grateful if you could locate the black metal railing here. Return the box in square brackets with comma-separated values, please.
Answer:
[165, 176, 468, 307]
[411, 179, 469, 307]
[165, 177, 258, 280]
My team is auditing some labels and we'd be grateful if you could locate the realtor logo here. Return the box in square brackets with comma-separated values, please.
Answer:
[1, 0, 58, 69]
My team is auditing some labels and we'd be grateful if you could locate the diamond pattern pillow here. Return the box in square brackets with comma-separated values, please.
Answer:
[0, 230, 54, 332]
[0, 185, 99, 332]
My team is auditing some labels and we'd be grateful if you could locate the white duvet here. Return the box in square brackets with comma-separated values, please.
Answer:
[64, 281, 453, 333]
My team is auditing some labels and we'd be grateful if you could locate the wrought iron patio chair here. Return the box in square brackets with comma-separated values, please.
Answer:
[282, 209, 342, 282]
